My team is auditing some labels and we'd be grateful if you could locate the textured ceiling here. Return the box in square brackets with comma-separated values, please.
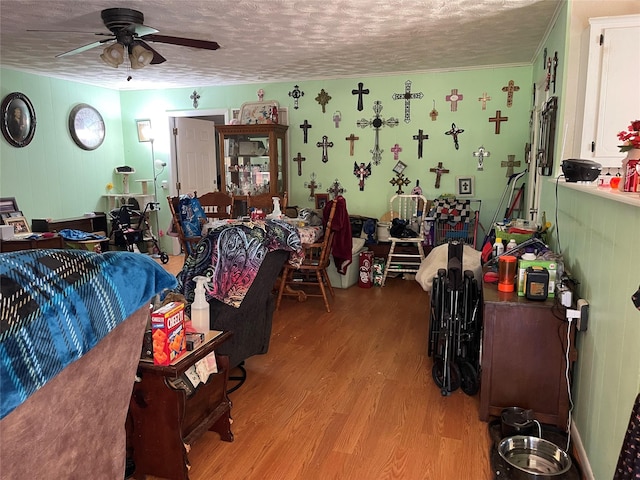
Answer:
[0, 0, 561, 91]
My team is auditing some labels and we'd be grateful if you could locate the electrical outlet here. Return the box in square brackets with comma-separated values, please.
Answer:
[576, 299, 589, 331]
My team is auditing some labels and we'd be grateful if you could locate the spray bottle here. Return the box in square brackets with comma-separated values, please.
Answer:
[191, 276, 211, 333]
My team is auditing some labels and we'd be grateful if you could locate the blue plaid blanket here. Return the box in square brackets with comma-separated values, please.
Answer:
[0, 249, 176, 419]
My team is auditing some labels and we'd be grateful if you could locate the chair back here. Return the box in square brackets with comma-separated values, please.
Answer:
[197, 191, 234, 219]
[317, 199, 338, 267]
[246, 192, 288, 214]
[167, 193, 201, 255]
[389, 194, 428, 238]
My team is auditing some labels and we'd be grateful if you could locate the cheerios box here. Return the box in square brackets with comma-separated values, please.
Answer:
[151, 302, 186, 365]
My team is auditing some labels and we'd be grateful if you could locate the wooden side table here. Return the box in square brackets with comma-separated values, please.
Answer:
[0, 235, 65, 252]
[129, 331, 234, 480]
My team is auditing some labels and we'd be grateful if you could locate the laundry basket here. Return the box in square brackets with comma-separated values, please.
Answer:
[429, 198, 481, 248]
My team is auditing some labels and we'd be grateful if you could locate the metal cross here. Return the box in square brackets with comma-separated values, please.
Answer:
[502, 80, 520, 108]
[315, 89, 331, 113]
[345, 133, 359, 156]
[478, 92, 491, 110]
[288, 84, 304, 109]
[412, 129, 429, 159]
[304, 172, 321, 200]
[327, 178, 346, 199]
[392, 80, 423, 123]
[293, 152, 306, 176]
[352, 82, 370, 111]
[552, 51, 559, 93]
[391, 143, 402, 160]
[445, 123, 464, 150]
[446, 88, 464, 112]
[473, 146, 491, 171]
[489, 110, 509, 134]
[501, 155, 521, 177]
[389, 173, 411, 195]
[316, 135, 334, 163]
[429, 162, 450, 189]
[299, 120, 312, 143]
[356, 101, 399, 165]
[354, 162, 372, 191]
[190, 90, 200, 109]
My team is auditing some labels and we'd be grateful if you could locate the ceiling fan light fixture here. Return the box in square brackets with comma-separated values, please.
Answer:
[130, 44, 153, 69]
[100, 42, 125, 68]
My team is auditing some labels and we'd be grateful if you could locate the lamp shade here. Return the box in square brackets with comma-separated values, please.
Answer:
[130, 45, 153, 69]
[100, 43, 125, 68]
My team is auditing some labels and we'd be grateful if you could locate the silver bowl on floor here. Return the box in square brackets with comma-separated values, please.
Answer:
[498, 435, 572, 479]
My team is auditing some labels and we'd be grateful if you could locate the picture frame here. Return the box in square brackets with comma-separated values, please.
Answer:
[1, 92, 36, 148]
[5, 216, 30, 234]
[456, 176, 475, 197]
[315, 193, 329, 210]
[0, 197, 19, 214]
[136, 119, 152, 142]
[393, 161, 407, 175]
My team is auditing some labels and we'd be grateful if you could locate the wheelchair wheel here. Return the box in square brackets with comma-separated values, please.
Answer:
[432, 358, 461, 395]
[160, 252, 169, 264]
[458, 360, 480, 396]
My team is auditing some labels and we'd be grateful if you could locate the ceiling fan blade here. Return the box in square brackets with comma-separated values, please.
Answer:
[136, 40, 167, 65]
[131, 24, 158, 37]
[141, 34, 220, 51]
[55, 38, 114, 58]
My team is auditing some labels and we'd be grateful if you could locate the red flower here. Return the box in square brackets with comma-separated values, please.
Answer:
[617, 120, 640, 152]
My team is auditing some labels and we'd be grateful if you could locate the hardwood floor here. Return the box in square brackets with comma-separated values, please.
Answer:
[154, 255, 493, 479]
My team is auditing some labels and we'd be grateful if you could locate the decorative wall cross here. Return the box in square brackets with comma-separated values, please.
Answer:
[489, 110, 509, 134]
[352, 82, 370, 111]
[446, 88, 464, 112]
[327, 178, 346, 199]
[445, 123, 464, 150]
[316, 135, 334, 163]
[501, 80, 520, 108]
[190, 90, 200, 109]
[392, 80, 423, 123]
[545, 57, 552, 91]
[412, 129, 429, 159]
[299, 120, 312, 143]
[429, 162, 450, 189]
[389, 173, 411, 194]
[501, 155, 521, 177]
[430, 100, 439, 121]
[257, 88, 265, 101]
[356, 101, 399, 165]
[293, 152, 306, 176]
[315, 89, 331, 113]
[288, 84, 304, 109]
[345, 133, 359, 156]
[478, 92, 491, 110]
[552, 51, 559, 93]
[304, 172, 321, 200]
[473, 146, 491, 171]
[333, 111, 342, 128]
[354, 162, 372, 191]
[391, 143, 402, 160]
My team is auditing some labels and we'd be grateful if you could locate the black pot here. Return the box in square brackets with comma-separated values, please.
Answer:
[501, 407, 536, 437]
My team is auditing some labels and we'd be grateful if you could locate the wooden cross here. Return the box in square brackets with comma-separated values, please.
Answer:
[392, 80, 423, 123]
[552, 51, 559, 93]
[352, 82, 369, 111]
[429, 162, 450, 189]
[299, 120, 312, 143]
[293, 152, 306, 176]
[391, 143, 402, 160]
[430, 100, 439, 121]
[288, 84, 304, 109]
[545, 57, 552, 91]
[356, 101, 399, 165]
[315, 88, 331, 113]
[445, 123, 464, 150]
[327, 178, 346, 198]
[501, 155, 521, 177]
[489, 110, 509, 134]
[446, 88, 464, 112]
[478, 92, 491, 110]
[304, 172, 321, 200]
[389, 173, 411, 195]
[345, 133, 359, 156]
[501, 80, 520, 108]
[473, 146, 490, 171]
[412, 129, 429, 159]
[190, 90, 200, 109]
[354, 162, 372, 191]
[316, 135, 334, 163]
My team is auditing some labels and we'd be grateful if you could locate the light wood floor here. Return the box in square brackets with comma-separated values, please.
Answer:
[155, 255, 493, 480]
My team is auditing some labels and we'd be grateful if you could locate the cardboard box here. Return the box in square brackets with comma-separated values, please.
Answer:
[517, 259, 557, 297]
[151, 302, 186, 365]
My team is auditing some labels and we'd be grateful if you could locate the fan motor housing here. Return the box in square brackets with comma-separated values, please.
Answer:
[101, 8, 144, 33]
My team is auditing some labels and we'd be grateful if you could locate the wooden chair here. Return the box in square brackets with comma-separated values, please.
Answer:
[197, 191, 234, 220]
[246, 191, 287, 215]
[276, 199, 337, 312]
[167, 193, 202, 255]
[381, 193, 428, 287]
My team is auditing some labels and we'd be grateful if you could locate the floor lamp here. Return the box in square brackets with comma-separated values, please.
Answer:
[137, 120, 162, 256]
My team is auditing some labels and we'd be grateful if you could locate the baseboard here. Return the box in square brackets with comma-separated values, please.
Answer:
[571, 420, 595, 479]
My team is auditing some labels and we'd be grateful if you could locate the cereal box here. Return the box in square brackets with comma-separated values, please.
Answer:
[151, 302, 186, 365]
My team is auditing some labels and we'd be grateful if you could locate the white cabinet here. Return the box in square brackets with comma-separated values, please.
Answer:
[580, 15, 640, 168]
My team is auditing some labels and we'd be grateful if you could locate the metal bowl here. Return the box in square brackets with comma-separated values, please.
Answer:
[498, 435, 572, 478]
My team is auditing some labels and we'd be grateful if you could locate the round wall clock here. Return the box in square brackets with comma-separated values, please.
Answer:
[69, 103, 105, 150]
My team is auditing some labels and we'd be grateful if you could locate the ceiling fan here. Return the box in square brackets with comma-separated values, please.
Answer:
[50, 8, 219, 69]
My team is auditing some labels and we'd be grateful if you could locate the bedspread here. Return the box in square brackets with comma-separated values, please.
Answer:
[175, 219, 302, 308]
[0, 249, 176, 419]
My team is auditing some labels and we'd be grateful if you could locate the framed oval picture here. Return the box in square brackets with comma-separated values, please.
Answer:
[1, 92, 37, 148]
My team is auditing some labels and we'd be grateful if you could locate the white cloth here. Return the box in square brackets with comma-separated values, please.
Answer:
[415, 243, 482, 293]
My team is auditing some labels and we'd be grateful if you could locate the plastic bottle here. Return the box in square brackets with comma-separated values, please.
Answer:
[191, 276, 211, 333]
[493, 237, 504, 258]
[506, 239, 518, 252]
